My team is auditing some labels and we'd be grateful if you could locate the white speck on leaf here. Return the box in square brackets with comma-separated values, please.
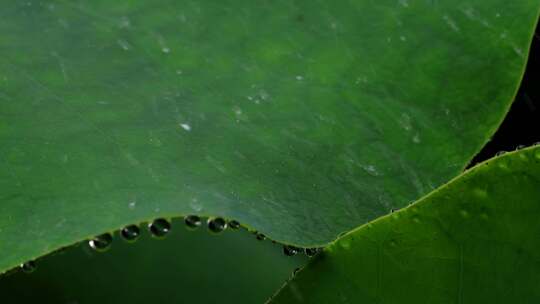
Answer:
[355, 76, 368, 85]
[398, 0, 409, 8]
[180, 123, 191, 131]
[128, 201, 136, 209]
[398, 113, 412, 131]
[190, 198, 203, 211]
[296, 75, 304, 81]
[443, 15, 460, 32]
[117, 39, 131, 51]
[124, 152, 140, 166]
[400, 35, 407, 41]
[512, 45, 524, 58]
[462, 7, 475, 20]
[259, 89, 269, 100]
[413, 133, 421, 143]
[360, 164, 380, 177]
[118, 16, 131, 28]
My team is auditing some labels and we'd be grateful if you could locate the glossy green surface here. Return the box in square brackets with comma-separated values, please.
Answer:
[270, 145, 540, 304]
[0, 219, 306, 303]
[0, 1, 538, 273]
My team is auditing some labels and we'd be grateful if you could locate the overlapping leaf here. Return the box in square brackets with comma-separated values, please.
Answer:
[270, 146, 540, 303]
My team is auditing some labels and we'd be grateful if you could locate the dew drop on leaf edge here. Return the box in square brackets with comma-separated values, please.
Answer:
[89, 233, 113, 252]
[304, 248, 319, 257]
[20, 261, 36, 273]
[283, 245, 299, 256]
[148, 218, 171, 238]
[255, 232, 266, 241]
[496, 151, 507, 156]
[184, 215, 202, 229]
[121, 225, 140, 242]
[207, 217, 227, 233]
[228, 220, 240, 230]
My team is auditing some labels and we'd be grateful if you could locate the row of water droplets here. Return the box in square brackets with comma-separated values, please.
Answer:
[19, 216, 320, 273]
[495, 142, 540, 155]
[18, 143, 539, 274]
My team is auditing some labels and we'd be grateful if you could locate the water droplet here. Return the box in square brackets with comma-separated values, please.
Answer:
[207, 217, 227, 233]
[184, 215, 201, 229]
[255, 232, 266, 241]
[283, 245, 299, 256]
[148, 218, 171, 238]
[304, 248, 319, 257]
[20, 261, 36, 273]
[228, 220, 240, 230]
[89, 233, 113, 252]
[121, 225, 140, 242]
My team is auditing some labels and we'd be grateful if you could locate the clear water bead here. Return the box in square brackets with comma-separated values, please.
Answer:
[121, 225, 140, 242]
[89, 233, 113, 252]
[207, 217, 227, 233]
[148, 218, 171, 238]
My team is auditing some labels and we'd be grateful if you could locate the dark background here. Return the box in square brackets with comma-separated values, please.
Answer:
[470, 24, 540, 166]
